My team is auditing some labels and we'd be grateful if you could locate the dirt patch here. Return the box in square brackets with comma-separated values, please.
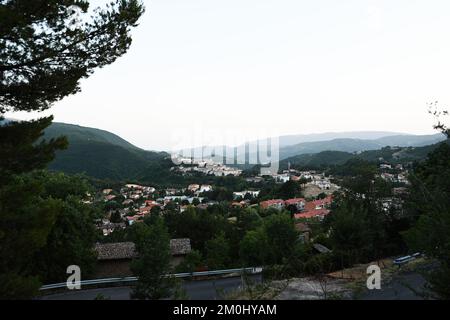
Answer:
[303, 183, 339, 199]
[274, 277, 353, 300]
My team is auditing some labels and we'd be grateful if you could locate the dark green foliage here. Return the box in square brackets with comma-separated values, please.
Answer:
[49, 139, 171, 182]
[205, 232, 230, 270]
[277, 180, 302, 200]
[110, 211, 122, 223]
[0, 171, 99, 296]
[239, 229, 268, 266]
[263, 213, 298, 265]
[0, 0, 144, 299]
[403, 142, 450, 299]
[259, 180, 302, 201]
[44, 122, 141, 151]
[175, 250, 204, 273]
[32, 195, 98, 283]
[0, 0, 144, 113]
[130, 219, 173, 300]
[0, 173, 62, 299]
[0, 117, 68, 179]
[165, 206, 227, 253]
[281, 151, 354, 169]
[327, 196, 383, 264]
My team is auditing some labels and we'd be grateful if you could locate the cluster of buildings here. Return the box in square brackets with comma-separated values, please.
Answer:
[172, 157, 242, 177]
[232, 190, 260, 200]
[379, 172, 409, 184]
[102, 184, 156, 204]
[259, 195, 333, 220]
[273, 170, 335, 191]
[377, 162, 410, 185]
[99, 183, 219, 226]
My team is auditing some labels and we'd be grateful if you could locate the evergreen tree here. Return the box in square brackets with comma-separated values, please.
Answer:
[130, 219, 173, 300]
[0, 0, 144, 299]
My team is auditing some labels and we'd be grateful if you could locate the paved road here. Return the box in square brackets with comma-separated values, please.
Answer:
[40, 272, 429, 300]
[361, 272, 428, 300]
[40, 275, 262, 300]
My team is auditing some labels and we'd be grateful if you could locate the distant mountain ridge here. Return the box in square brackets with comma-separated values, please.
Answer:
[280, 140, 450, 169]
[184, 133, 446, 163]
[277, 131, 409, 147]
[278, 134, 446, 160]
[2, 118, 446, 181]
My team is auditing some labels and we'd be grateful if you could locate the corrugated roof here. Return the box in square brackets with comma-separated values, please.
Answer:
[95, 238, 192, 260]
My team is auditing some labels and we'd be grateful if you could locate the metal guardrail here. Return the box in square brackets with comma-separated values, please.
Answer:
[40, 267, 263, 291]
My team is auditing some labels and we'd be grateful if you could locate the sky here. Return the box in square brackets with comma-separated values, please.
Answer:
[7, 0, 450, 151]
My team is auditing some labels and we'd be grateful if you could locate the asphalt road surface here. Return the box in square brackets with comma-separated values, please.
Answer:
[40, 275, 262, 300]
[40, 272, 429, 300]
[361, 272, 428, 300]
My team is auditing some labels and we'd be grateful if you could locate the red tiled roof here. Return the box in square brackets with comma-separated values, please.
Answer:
[285, 198, 306, 205]
[260, 199, 285, 209]
[295, 209, 330, 219]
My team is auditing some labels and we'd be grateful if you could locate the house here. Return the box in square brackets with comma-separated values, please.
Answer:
[94, 239, 192, 278]
[188, 184, 200, 192]
[104, 194, 117, 202]
[295, 208, 330, 220]
[274, 174, 290, 183]
[397, 174, 409, 185]
[102, 189, 113, 195]
[285, 198, 306, 212]
[199, 185, 213, 193]
[170, 238, 192, 267]
[380, 173, 395, 182]
[126, 215, 142, 225]
[138, 207, 152, 216]
[129, 194, 141, 200]
[245, 177, 264, 183]
[165, 188, 178, 196]
[294, 195, 333, 220]
[313, 179, 331, 190]
[233, 190, 260, 200]
[125, 184, 143, 190]
[231, 201, 244, 208]
[97, 222, 126, 236]
[260, 199, 285, 210]
[143, 186, 156, 193]
[122, 199, 134, 206]
[312, 195, 333, 209]
[164, 195, 188, 202]
[94, 242, 138, 277]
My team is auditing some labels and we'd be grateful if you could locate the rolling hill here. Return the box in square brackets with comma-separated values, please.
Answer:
[280, 140, 450, 170]
[40, 122, 174, 183]
[43, 122, 141, 151]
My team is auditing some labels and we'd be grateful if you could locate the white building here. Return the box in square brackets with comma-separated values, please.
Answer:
[233, 190, 260, 200]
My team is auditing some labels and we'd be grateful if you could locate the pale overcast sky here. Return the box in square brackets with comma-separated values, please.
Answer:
[7, 0, 450, 150]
